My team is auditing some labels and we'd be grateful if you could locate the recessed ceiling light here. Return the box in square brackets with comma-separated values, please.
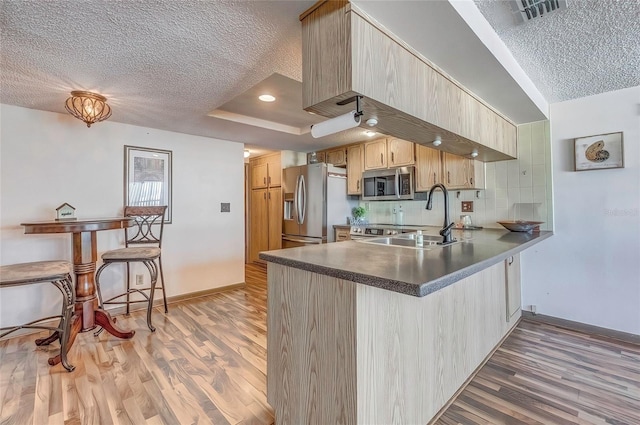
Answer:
[258, 94, 276, 102]
[365, 130, 376, 137]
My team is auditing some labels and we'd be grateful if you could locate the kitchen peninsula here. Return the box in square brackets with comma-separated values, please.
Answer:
[261, 227, 552, 424]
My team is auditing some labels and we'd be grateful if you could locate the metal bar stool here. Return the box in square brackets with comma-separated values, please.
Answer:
[0, 260, 76, 371]
[95, 206, 167, 332]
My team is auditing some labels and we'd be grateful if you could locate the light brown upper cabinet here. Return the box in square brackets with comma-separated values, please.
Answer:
[325, 147, 347, 167]
[415, 144, 443, 191]
[387, 138, 415, 167]
[300, 1, 517, 161]
[442, 152, 474, 189]
[415, 145, 485, 191]
[347, 144, 364, 195]
[251, 153, 281, 189]
[363, 137, 414, 170]
[363, 138, 388, 170]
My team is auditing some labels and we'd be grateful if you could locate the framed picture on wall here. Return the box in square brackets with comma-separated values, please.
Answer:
[574, 132, 624, 171]
[124, 146, 173, 223]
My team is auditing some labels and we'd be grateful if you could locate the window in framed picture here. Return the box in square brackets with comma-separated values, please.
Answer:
[124, 145, 172, 223]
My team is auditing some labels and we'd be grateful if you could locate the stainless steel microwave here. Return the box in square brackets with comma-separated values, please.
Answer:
[361, 166, 415, 201]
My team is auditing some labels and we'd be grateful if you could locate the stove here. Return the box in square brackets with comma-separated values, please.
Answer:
[349, 223, 428, 238]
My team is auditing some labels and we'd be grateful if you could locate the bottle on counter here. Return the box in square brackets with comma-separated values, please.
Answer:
[416, 230, 424, 247]
[396, 205, 404, 226]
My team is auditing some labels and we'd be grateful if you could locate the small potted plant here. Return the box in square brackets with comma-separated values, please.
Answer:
[352, 206, 367, 225]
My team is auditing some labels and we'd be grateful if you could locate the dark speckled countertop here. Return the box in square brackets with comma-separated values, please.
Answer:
[259, 227, 553, 297]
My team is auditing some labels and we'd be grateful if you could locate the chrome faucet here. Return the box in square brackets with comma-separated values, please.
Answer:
[425, 184, 456, 245]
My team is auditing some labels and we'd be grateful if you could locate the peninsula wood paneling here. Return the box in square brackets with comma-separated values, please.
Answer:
[356, 262, 516, 424]
[267, 263, 357, 425]
[266, 261, 520, 424]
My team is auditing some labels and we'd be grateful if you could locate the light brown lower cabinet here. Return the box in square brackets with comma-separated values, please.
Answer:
[334, 227, 351, 242]
[249, 187, 282, 263]
[505, 253, 521, 322]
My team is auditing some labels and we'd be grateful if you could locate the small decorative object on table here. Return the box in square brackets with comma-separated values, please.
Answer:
[352, 206, 367, 226]
[55, 203, 76, 221]
[497, 220, 544, 233]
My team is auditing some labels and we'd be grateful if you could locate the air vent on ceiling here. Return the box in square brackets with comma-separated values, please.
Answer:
[514, 0, 567, 21]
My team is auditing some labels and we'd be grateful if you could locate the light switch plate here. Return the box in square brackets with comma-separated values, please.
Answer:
[461, 201, 473, 212]
[221, 202, 230, 212]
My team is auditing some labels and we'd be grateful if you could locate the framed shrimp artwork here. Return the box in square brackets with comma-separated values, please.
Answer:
[574, 131, 624, 171]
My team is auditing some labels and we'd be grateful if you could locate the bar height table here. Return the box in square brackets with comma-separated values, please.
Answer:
[21, 217, 136, 365]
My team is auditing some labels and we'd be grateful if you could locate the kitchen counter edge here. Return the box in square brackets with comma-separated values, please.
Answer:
[260, 230, 553, 297]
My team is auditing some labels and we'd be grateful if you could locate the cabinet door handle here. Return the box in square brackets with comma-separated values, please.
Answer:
[263, 177, 266, 185]
[357, 179, 360, 190]
[391, 152, 395, 164]
[268, 176, 271, 184]
[470, 177, 474, 186]
[264, 192, 266, 199]
[433, 172, 436, 184]
[268, 192, 271, 199]
[447, 171, 451, 184]
[508, 256, 514, 265]
[380, 153, 384, 164]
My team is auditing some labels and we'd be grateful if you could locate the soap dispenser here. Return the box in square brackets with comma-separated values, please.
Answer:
[396, 205, 404, 226]
[416, 230, 424, 248]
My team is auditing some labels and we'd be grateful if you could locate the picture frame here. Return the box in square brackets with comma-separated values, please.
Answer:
[124, 145, 172, 223]
[574, 131, 624, 171]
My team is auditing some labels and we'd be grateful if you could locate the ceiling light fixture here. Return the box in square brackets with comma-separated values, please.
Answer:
[244, 149, 251, 158]
[258, 94, 276, 102]
[432, 136, 442, 147]
[471, 149, 479, 158]
[311, 96, 364, 139]
[64, 91, 112, 127]
[366, 118, 378, 127]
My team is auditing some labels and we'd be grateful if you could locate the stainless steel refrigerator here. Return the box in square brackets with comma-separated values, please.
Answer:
[282, 163, 356, 248]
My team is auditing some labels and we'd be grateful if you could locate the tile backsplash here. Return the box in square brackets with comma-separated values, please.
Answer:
[360, 120, 553, 231]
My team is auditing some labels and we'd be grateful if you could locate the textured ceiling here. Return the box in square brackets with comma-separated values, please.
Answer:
[1, 0, 638, 153]
[472, 0, 640, 103]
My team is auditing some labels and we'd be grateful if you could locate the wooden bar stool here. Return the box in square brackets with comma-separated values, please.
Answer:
[0, 260, 76, 371]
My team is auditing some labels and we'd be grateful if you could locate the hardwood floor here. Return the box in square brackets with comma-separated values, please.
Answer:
[435, 320, 640, 425]
[2, 263, 639, 425]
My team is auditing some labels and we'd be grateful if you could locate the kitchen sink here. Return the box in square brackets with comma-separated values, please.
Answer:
[359, 233, 458, 249]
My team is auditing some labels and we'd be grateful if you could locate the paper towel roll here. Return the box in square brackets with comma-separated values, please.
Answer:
[311, 110, 361, 138]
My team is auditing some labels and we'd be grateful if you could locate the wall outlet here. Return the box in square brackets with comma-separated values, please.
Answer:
[221, 202, 230, 212]
[135, 274, 144, 286]
[461, 201, 474, 212]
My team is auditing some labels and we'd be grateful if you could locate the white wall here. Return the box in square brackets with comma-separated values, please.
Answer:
[0, 104, 246, 327]
[521, 86, 640, 335]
